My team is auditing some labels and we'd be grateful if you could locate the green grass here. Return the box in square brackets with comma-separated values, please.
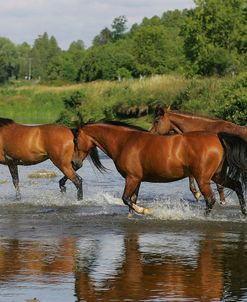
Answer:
[0, 74, 236, 125]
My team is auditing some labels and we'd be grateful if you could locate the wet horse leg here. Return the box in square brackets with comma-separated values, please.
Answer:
[122, 176, 149, 215]
[59, 161, 82, 194]
[55, 163, 83, 200]
[216, 184, 226, 205]
[219, 177, 246, 215]
[8, 164, 21, 200]
[128, 183, 141, 217]
[190, 176, 226, 205]
[197, 179, 217, 215]
[189, 176, 201, 200]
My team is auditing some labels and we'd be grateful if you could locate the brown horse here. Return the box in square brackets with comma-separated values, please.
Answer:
[150, 108, 247, 204]
[75, 120, 247, 216]
[0, 117, 103, 200]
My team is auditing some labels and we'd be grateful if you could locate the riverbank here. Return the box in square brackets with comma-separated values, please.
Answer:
[0, 73, 246, 127]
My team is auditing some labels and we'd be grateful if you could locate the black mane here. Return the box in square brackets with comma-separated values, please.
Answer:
[85, 120, 148, 132]
[0, 117, 14, 127]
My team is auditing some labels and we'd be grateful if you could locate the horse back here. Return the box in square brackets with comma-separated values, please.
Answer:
[0, 123, 74, 164]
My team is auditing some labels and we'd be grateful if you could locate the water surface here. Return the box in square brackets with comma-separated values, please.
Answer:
[0, 156, 247, 302]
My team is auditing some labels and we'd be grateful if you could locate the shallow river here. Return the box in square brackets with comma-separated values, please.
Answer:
[0, 154, 247, 302]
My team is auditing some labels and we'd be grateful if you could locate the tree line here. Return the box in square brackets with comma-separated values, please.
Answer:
[0, 0, 246, 84]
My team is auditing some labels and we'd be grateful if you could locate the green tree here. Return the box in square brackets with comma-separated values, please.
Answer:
[0, 37, 18, 83]
[31, 32, 61, 80]
[182, 0, 247, 75]
[17, 42, 32, 79]
[132, 24, 185, 75]
[93, 28, 112, 46]
[111, 16, 128, 41]
[79, 41, 135, 81]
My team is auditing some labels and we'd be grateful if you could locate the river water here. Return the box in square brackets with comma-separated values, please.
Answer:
[0, 154, 247, 302]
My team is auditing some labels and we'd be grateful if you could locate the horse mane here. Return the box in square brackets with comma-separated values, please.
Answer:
[84, 120, 148, 132]
[0, 117, 14, 127]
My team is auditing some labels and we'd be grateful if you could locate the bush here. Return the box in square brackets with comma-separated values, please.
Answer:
[214, 73, 247, 125]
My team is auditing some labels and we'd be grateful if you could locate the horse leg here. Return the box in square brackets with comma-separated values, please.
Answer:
[189, 176, 201, 201]
[8, 164, 21, 200]
[122, 177, 149, 215]
[216, 184, 226, 205]
[196, 179, 217, 215]
[128, 183, 141, 217]
[59, 162, 82, 194]
[219, 177, 246, 215]
[59, 176, 67, 193]
[57, 165, 83, 200]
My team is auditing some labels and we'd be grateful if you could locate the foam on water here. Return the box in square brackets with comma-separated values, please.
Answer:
[0, 188, 245, 222]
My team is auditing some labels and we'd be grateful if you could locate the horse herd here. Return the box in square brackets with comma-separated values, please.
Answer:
[1, 109, 247, 217]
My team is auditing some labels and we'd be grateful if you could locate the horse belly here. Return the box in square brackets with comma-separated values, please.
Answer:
[142, 161, 187, 183]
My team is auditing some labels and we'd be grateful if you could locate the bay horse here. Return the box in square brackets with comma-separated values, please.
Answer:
[75, 120, 247, 216]
[150, 108, 247, 204]
[0, 117, 103, 200]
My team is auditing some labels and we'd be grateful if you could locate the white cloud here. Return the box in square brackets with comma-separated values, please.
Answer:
[0, 0, 194, 49]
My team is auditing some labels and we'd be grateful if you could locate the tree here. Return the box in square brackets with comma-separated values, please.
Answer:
[0, 37, 18, 83]
[132, 24, 185, 75]
[93, 28, 112, 46]
[79, 41, 135, 81]
[111, 16, 128, 41]
[31, 32, 61, 80]
[17, 42, 32, 79]
[182, 0, 247, 75]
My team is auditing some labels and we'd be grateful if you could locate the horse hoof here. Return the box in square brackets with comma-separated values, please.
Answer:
[143, 208, 150, 215]
[195, 192, 201, 201]
[204, 208, 211, 216]
[220, 201, 226, 206]
[60, 187, 66, 193]
[241, 209, 246, 216]
[16, 195, 21, 201]
[132, 203, 150, 215]
[128, 212, 134, 218]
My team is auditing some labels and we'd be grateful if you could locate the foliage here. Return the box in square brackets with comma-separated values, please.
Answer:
[1, 2, 247, 82]
[182, 0, 247, 76]
[0, 37, 19, 83]
[56, 90, 86, 126]
[214, 73, 247, 125]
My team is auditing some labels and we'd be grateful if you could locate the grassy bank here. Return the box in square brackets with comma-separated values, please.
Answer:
[0, 74, 245, 127]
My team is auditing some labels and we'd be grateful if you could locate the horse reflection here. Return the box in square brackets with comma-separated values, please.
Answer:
[74, 230, 225, 301]
[1, 229, 246, 301]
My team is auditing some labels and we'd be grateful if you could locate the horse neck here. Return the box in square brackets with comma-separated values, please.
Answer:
[169, 112, 247, 139]
[83, 124, 130, 159]
[168, 112, 212, 132]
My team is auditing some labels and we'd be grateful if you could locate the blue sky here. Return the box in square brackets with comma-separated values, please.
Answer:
[0, 0, 194, 49]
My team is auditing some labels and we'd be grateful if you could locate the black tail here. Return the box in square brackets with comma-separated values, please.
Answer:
[218, 132, 247, 189]
[89, 146, 108, 173]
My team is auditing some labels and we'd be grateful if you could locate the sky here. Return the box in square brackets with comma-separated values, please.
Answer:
[0, 0, 195, 50]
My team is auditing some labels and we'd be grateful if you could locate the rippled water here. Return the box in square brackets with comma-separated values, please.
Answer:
[0, 155, 247, 302]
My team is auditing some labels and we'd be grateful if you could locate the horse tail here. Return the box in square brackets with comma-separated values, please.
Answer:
[218, 132, 247, 189]
[89, 146, 108, 173]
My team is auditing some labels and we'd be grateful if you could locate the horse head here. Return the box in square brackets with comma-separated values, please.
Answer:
[150, 106, 173, 135]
